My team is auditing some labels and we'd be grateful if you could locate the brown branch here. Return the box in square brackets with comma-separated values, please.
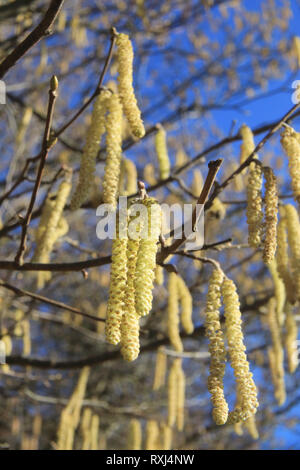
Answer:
[14, 76, 59, 265]
[0, 255, 111, 272]
[0, 0, 64, 79]
[0, 280, 105, 323]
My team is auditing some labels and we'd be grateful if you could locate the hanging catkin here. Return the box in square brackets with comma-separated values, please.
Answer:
[284, 302, 299, 374]
[244, 415, 259, 440]
[105, 218, 128, 345]
[154, 265, 164, 285]
[177, 275, 194, 334]
[81, 408, 92, 450]
[168, 358, 178, 427]
[155, 125, 170, 180]
[266, 298, 286, 405]
[168, 272, 183, 352]
[145, 420, 159, 450]
[246, 161, 263, 247]
[70, 91, 108, 210]
[222, 278, 259, 423]
[276, 216, 295, 304]
[268, 259, 286, 328]
[285, 204, 300, 300]
[239, 124, 256, 166]
[134, 198, 161, 317]
[102, 93, 123, 209]
[90, 414, 99, 450]
[115, 33, 145, 139]
[280, 128, 300, 204]
[153, 347, 167, 391]
[263, 167, 278, 264]
[205, 269, 228, 425]
[120, 205, 141, 361]
[162, 423, 172, 450]
[118, 158, 138, 196]
[176, 359, 185, 432]
[128, 419, 142, 450]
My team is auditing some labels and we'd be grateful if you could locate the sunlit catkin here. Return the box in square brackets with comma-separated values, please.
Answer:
[145, 420, 159, 450]
[239, 124, 256, 165]
[168, 272, 183, 352]
[128, 419, 142, 450]
[116, 33, 145, 138]
[102, 93, 123, 209]
[162, 423, 172, 450]
[168, 358, 179, 427]
[246, 161, 263, 247]
[153, 347, 167, 391]
[222, 279, 259, 423]
[281, 128, 300, 204]
[276, 216, 295, 303]
[268, 259, 286, 328]
[284, 302, 299, 374]
[105, 219, 127, 345]
[177, 275, 194, 334]
[119, 158, 137, 196]
[263, 167, 278, 264]
[134, 198, 161, 317]
[266, 298, 286, 405]
[90, 414, 99, 450]
[176, 359, 185, 431]
[205, 269, 228, 425]
[285, 204, 300, 300]
[70, 92, 108, 210]
[155, 125, 170, 180]
[121, 208, 140, 361]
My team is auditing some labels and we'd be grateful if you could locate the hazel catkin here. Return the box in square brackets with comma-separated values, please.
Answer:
[168, 272, 183, 352]
[280, 128, 300, 204]
[128, 419, 142, 450]
[155, 125, 170, 180]
[246, 161, 263, 248]
[115, 33, 145, 139]
[263, 167, 278, 264]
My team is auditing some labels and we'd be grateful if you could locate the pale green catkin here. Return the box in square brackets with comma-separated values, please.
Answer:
[155, 125, 170, 180]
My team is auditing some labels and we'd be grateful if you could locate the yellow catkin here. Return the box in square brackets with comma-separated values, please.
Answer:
[263, 167, 278, 264]
[16, 106, 32, 146]
[116, 33, 145, 138]
[285, 204, 300, 300]
[128, 419, 142, 450]
[121, 206, 141, 361]
[284, 302, 299, 374]
[102, 93, 123, 209]
[244, 415, 259, 440]
[206, 197, 226, 220]
[90, 414, 99, 450]
[205, 269, 228, 425]
[292, 36, 300, 68]
[143, 163, 156, 185]
[1, 329, 12, 374]
[22, 319, 31, 356]
[281, 128, 300, 204]
[81, 407, 92, 450]
[222, 279, 259, 423]
[168, 358, 178, 427]
[266, 298, 286, 405]
[154, 265, 164, 285]
[168, 273, 183, 352]
[134, 198, 161, 317]
[268, 259, 286, 327]
[162, 424, 172, 450]
[276, 216, 295, 303]
[177, 275, 194, 335]
[119, 158, 137, 196]
[191, 169, 203, 198]
[57, 367, 90, 450]
[155, 125, 170, 180]
[176, 148, 188, 167]
[153, 348, 167, 391]
[105, 219, 128, 345]
[176, 359, 185, 432]
[239, 124, 256, 166]
[70, 92, 108, 210]
[246, 161, 263, 247]
[145, 420, 159, 450]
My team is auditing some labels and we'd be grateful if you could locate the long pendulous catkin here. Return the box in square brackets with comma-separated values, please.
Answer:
[222, 278, 259, 423]
[153, 347, 167, 391]
[284, 302, 299, 374]
[205, 269, 228, 425]
[70, 91, 109, 210]
[263, 167, 278, 264]
[155, 125, 170, 180]
[162, 423, 172, 450]
[134, 198, 161, 317]
[90, 414, 99, 450]
[128, 419, 142, 450]
[115, 33, 145, 139]
[239, 124, 256, 165]
[284, 204, 300, 300]
[246, 161, 263, 247]
[280, 128, 300, 204]
[168, 272, 183, 352]
[119, 158, 138, 196]
[120, 206, 141, 361]
[276, 215, 295, 304]
[167, 358, 179, 427]
[105, 219, 127, 345]
[177, 275, 194, 334]
[176, 359, 185, 432]
[268, 259, 286, 328]
[145, 420, 159, 450]
[81, 408, 92, 450]
[102, 93, 123, 209]
[266, 298, 286, 405]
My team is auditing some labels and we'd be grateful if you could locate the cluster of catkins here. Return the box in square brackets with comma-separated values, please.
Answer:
[80, 408, 101, 450]
[56, 367, 90, 450]
[105, 197, 161, 361]
[70, 32, 145, 211]
[205, 269, 259, 426]
[127, 418, 172, 451]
